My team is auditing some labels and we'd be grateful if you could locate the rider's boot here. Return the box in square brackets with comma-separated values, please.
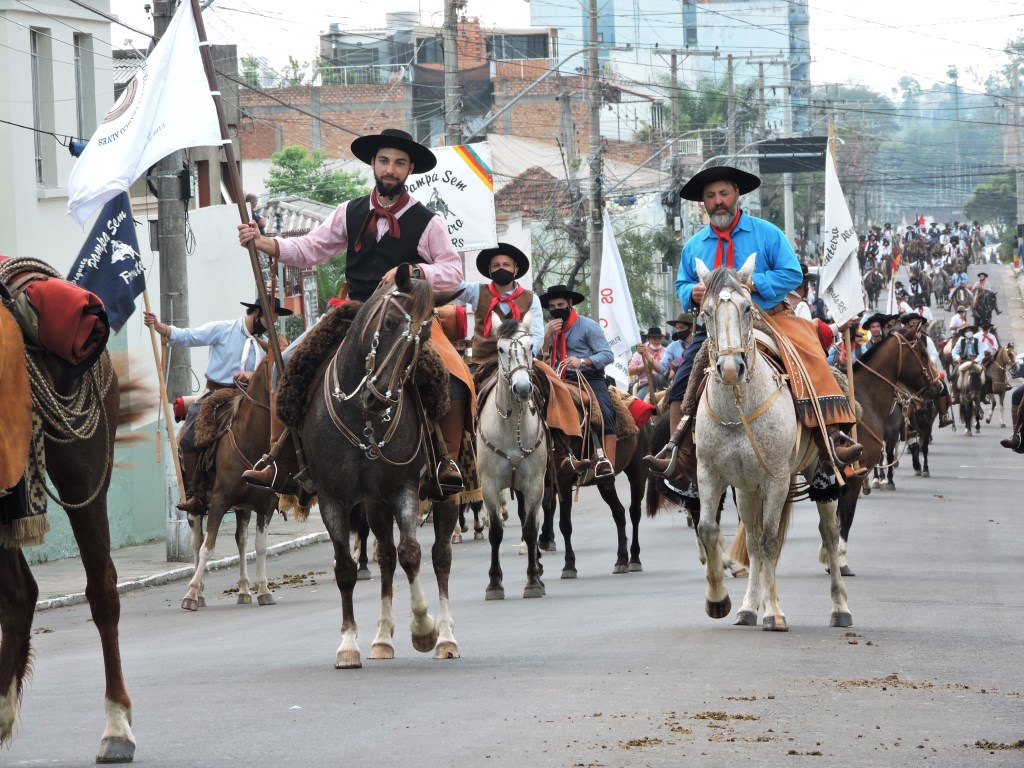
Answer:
[553, 430, 590, 476]
[937, 391, 953, 427]
[436, 404, 466, 495]
[592, 433, 616, 480]
[643, 411, 695, 480]
[176, 452, 203, 514]
[1000, 405, 1023, 451]
[242, 389, 291, 490]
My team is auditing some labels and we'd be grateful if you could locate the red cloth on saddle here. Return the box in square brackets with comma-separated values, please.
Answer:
[815, 319, 834, 353]
[25, 276, 108, 368]
[627, 397, 657, 428]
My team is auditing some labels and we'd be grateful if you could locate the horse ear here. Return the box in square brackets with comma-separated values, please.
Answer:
[395, 263, 412, 291]
[433, 286, 466, 307]
[737, 253, 757, 283]
[695, 259, 712, 284]
[521, 312, 533, 332]
[490, 311, 503, 335]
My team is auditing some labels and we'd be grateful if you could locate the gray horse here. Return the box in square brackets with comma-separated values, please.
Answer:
[693, 256, 852, 631]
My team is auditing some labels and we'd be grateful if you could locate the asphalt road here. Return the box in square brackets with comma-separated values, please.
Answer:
[9, 269, 1024, 768]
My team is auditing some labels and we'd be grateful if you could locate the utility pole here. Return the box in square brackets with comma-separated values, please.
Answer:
[152, 0, 190, 400]
[1013, 55, 1024, 249]
[757, 63, 766, 136]
[726, 53, 735, 156]
[443, 0, 464, 146]
[669, 51, 681, 230]
[587, 0, 603, 320]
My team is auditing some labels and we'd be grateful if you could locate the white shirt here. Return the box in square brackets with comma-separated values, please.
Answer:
[948, 313, 967, 332]
[977, 331, 999, 358]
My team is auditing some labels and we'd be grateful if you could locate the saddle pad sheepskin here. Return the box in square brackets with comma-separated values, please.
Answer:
[194, 389, 240, 449]
[276, 302, 450, 428]
[563, 382, 639, 438]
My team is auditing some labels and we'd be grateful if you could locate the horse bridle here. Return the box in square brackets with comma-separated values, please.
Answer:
[482, 329, 544, 484]
[496, 331, 535, 411]
[856, 331, 939, 402]
[326, 288, 432, 462]
[703, 286, 755, 382]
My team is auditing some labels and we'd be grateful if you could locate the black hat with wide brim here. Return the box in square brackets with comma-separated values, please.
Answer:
[476, 242, 530, 277]
[240, 297, 293, 316]
[679, 165, 761, 202]
[539, 284, 585, 308]
[350, 128, 437, 174]
[861, 312, 896, 329]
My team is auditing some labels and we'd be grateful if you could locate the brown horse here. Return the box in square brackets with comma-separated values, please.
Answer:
[982, 343, 1015, 428]
[832, 329, 943, 574]
[0, 309, 139, 761]
[299, 265, 462, 667]
[180, 355, 281, 611]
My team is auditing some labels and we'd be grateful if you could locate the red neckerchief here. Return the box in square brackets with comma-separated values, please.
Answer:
[710, 209, 743, 269]
[550, 308, 578, 368]
[354, 189, 410, 253]
[482, 282, 523, 337]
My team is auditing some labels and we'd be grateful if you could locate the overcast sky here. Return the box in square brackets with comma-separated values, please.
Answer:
[108, 0, 1022, 97]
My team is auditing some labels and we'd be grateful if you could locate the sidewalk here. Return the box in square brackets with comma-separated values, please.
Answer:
[33, 507, 328, 611]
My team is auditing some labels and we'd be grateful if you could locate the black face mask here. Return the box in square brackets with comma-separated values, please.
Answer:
[549, 307, 572, 322]
[490, 268, 515, 286]
[672, 331, 688, 341]
[252, 313, 267, 336]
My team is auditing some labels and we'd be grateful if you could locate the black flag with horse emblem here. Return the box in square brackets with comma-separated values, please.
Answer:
[67, 191, 145, 332]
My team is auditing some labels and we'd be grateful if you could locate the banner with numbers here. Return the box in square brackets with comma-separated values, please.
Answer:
[598, 210, 641, 389]
[405, 143, 497, 252]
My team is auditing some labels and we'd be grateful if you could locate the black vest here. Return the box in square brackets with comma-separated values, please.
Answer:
[345, 195, 434, 302]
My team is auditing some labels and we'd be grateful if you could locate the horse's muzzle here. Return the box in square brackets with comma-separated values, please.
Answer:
[716, 353, 746, 384]
[512, 377, 533, 402]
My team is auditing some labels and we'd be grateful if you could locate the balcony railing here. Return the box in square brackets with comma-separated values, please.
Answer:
[312, 64, 410, 86]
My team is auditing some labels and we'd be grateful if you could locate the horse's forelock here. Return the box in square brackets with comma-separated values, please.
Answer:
[496, 318, 524, 340]
[704, 267, 744, 300]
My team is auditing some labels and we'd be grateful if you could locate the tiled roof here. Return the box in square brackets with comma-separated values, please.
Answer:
[259, 196, 339, 236]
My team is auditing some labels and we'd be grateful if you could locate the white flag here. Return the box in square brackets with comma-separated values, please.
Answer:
[597, 210, 641, 390]
[405, 143, 496, 252]
[67, 0, 221, 226]
[819, 148, 865, 326]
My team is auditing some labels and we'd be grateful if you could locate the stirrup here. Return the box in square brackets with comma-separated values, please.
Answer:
[644, 444, 679, 478]
[436, 459, 464, 495]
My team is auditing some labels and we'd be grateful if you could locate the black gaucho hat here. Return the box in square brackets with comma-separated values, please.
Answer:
[475, 242, 530, 277]
[679, 165, 761, 202]
[539, 284, 585, 308]
[862, 312, 895, 329]
[350, 128, 437, 173]
[646, 326, 664, 338]
[240, 296, 293, 316]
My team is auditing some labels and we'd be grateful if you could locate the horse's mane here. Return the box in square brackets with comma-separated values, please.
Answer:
[704, 267, 745, 298]
[496, 318, 526, 340]
[362, 270, 435, 327]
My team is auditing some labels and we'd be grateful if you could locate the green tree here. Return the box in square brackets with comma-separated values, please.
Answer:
[963, 172, 1016, 235]
[265, 145, 369, 206]
[240, 56, 261, 87]
[280, 55, 308, 87]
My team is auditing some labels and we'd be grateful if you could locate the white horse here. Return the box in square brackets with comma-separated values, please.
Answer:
[693, 257, 852, 631]
[476, 315, 549, 599]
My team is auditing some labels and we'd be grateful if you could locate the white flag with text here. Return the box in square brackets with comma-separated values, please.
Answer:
[67, 0, 221, 226]
[598, 210, 641, 389]
[819, 149, 864, 325]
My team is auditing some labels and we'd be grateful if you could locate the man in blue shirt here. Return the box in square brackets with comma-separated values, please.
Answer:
[644, 165, 862, 496]
[144, 296, 292, 513]
[540, 284, 616, 479]
[660, 313, 693, 380]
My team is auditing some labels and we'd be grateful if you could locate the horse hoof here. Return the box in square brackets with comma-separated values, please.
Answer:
[237, 593, 252, 605]
[613, 564, 629, 575]
[730, 567, 749, 579]
[830, 611, 853, 628]
[451, 531, 462, 544]
[412, 629, 439, 653]
[96, 736, 136, 764]
[257, 592, 276, 606]
[706, 595, 732, 619]
[197, 596, 207, 608]
[485, 587, 505, 601]
[181, 597, 199, 612]
[368, 642, 395, 660]
[523, 584, 544, 599]
[473, 531, 484, 541]
[762, 615, 788, 632]
[356, 567, 372, 581]
[434, 641, 460, 660]
[539, 539, 557, 552]
[885, 483, 895, 491]
[628, 562, 643, 573]
[561, 568, 577, 580]
[335, 650, 362, 669]
[735, 610, 758, 626]
[922, 471, 930, 478]
[519, 542, 527, 556]
[914, 470, 922, 476]
[840, 565, 855, 577]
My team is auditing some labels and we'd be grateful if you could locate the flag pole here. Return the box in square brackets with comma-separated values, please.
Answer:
[829, 121, 858, 443]
[144, 288, 186, 499]
[189, 0, 307, 471]
[189, 0, 285, 375]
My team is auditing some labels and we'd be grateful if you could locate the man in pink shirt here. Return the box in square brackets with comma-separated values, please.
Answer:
[237, 128, 470, 495]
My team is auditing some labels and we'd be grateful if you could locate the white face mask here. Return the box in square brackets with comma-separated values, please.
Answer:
[965, 332, 974, 340]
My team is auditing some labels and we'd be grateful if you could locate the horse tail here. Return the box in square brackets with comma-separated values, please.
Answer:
[645, 417, 671, 518]
[110, 354, 155, 445]
[727, 521, 749, 567]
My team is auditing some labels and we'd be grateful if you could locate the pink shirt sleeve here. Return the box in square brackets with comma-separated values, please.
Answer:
[417, 214, 463, 290]
[276, 202, 350, 268]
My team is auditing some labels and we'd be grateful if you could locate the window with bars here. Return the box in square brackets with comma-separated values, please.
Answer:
[73, 33, 97, 139]
[29, 28, 55, 187]
[487, 34, 550, 61]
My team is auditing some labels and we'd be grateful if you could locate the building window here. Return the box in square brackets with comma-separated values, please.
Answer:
[487, 34, 550, 61]
[30, 28, 55, 187]
[417, 36, 444, 64]
[74, 34, 97, 139]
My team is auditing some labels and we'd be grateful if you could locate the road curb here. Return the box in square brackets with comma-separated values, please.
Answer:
[36, 531, 331, 612]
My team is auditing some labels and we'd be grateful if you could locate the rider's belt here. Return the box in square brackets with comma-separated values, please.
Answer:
[205, 379, 233, 391]
[764, 302, 790, 316]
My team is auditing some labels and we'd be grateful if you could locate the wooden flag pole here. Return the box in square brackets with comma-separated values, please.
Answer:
[143, 289, 186, 499]
[829, 120, 858, 442]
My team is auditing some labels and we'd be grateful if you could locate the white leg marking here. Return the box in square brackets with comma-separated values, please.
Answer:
[101, 698, 135, 745]
[0, 678, 18, 743]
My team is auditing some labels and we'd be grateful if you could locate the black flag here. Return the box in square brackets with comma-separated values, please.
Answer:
[67, 192, 145, 332]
